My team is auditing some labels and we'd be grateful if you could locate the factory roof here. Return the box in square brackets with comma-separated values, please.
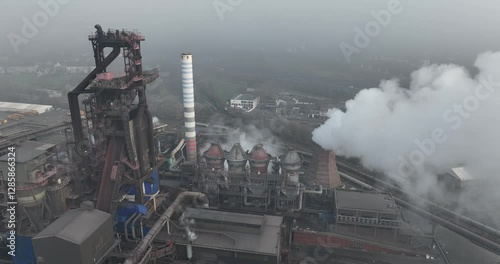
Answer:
[233, 94, 259, 101]
[184, 208, 264, 227]
[40, 133, 67, 145]
[308, 145, 342, 189]
[176, 208, 283, 256]
[34, 204, 111, 244]
[0, 108, 69, 129]
[0, 101, 53, 114]
[0, 141, 54, 163]
[449, 167, 476, 181]
[335, 190, 399, 214]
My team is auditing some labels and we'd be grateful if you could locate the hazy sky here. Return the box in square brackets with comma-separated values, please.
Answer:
[1, 0, 500, 67]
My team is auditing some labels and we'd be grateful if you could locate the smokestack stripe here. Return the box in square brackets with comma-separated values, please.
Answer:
[181, 52, 197, 162]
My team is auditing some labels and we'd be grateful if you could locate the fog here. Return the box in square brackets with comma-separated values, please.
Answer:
[1, 0, 500, 85]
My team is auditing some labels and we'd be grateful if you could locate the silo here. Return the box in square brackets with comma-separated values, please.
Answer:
[226, 143, 247, 173]
[248, 144, 270, 174]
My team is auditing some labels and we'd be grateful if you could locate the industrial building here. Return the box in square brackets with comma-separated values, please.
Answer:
[0, 102, 53, 114]
[0, 141, 70, 234]
[194, 142, 332, 213]
[162, 208, 283, 263]
[0, 108, 70, 156]
[230, 94, 260, 111]
[0, 25, 452, 264]
[438, 166, 479, 189]
[32, 201, 117, 264]
[308, 145, 342, 189]
[334, 190, 411, 244]
[291, 189, 435, 257]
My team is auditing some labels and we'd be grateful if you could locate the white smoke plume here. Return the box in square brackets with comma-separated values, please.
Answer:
[312, 51, 500, 226]
[235, 124, 283, 157]
[200, 124, 283, 157]
[152, 116, 161, 126]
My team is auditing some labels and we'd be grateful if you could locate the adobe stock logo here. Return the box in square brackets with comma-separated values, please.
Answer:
[339, 0, 403, 63]
[388, 74, 500, 182]
[213, 0, 243, 21]
[7, 0, 71, 54]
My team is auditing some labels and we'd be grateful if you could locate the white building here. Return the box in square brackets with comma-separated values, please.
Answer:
[230, 94, 260, 111]
[0, 101, 53, 114]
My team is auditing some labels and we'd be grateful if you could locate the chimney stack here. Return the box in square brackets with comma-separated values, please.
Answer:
[181, 53, 197, 162]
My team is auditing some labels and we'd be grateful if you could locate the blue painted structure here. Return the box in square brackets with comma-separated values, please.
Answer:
[115, 170, 160, 239]
[12, 235, 36, 264]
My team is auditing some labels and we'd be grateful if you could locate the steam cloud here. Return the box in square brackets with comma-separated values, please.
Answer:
[201, 124, 283, 156]
[312, 51, 500, 225]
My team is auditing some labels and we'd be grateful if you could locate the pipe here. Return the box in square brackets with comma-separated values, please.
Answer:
[124, 213, 137, 241]
[303, 185, 323, 194]
[171, 139, 186, 159]
[339, 171, 372, 190]
[121, 156, 140, 171]
[338, 162, 500, 241]
[68, 46, 121, 143]
[131, 213, 142, 240]
[293, 189, 304, 212]
[140, 219, 145, 239]
[186, 244, 193, 260]
[292, 185, 323, 212]
[134, 102, 147, 176]
[145, 107, 156, 166]
[169, 156, 184, 173]
[396, 197, 500, 254]
[124, 191, 208, 264]
[339, 168, 500, 254]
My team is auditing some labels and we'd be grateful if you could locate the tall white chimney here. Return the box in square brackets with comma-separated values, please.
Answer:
[181, 53, 197, 162]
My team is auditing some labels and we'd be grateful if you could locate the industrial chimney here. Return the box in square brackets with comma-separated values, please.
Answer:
[181, 53, 197, 163]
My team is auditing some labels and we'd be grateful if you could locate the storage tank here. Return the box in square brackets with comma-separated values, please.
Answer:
[248, 144, 270, 174]
[46, 177, 71, 217]
[17, 182, 48, 229]
[226, 143, 247, 173]
[203, 142, 225, 171]
[281, 149, 301, 184]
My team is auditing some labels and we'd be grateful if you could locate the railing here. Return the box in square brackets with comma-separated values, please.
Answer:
[337, 215, 400, 227]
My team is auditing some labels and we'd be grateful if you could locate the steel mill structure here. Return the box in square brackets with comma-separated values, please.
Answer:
[2, 24, 497, 264]
[196, 142, 328, 213]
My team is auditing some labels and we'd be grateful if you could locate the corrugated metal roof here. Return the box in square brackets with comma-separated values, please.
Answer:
[308, 146, 341, 189]
[335, 189, 398, 214]
[0, 101, 53, 114]
[234, 94, 259, 101]
[34, 207, 111, 244]
[450, 167, 476, 181]
[0, 141, 54, 163]
[184, 208, 264, 226]
[175, 209, 283, 256]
